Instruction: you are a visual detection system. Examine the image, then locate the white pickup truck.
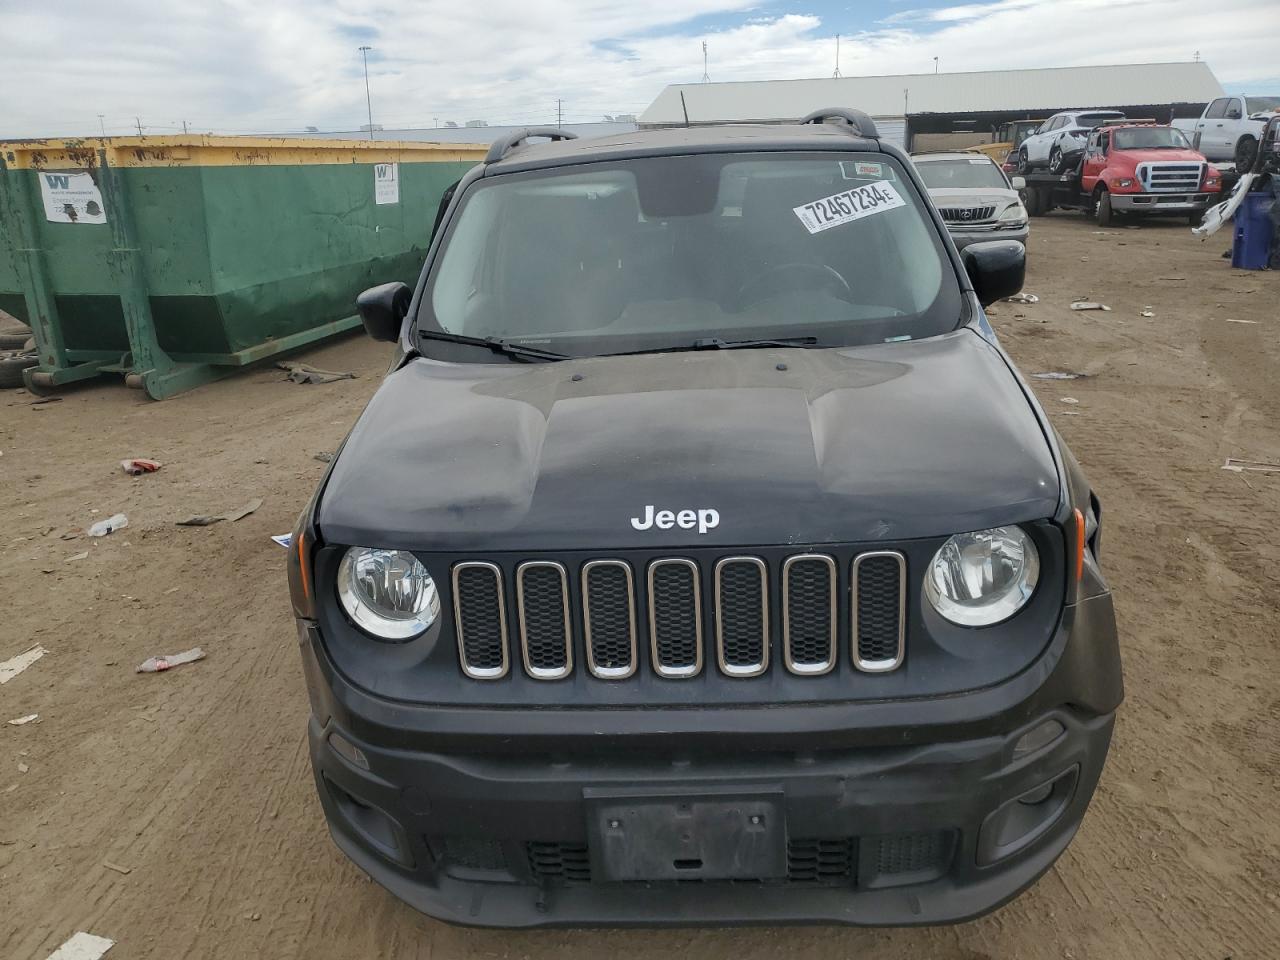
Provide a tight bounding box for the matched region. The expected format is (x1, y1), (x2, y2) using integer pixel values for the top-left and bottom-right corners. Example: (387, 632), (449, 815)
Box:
(1173, 95), (1280, 169)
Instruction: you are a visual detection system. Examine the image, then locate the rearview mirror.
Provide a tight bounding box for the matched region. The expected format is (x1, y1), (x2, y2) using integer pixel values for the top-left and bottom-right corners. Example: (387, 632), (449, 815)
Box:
(963, 241), (1026, 306)
(1011, 176), (1026, 190)
(356, 282), (412, 342)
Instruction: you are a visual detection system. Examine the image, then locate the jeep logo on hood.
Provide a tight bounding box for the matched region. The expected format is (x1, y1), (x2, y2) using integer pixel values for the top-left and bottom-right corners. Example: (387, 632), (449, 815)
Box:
(631, 505), (720, 534)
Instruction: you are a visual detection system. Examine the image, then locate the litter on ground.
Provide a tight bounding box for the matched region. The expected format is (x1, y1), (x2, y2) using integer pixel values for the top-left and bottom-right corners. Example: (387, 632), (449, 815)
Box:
(102, 860), (132, 875)
(44, 931), (116, 960)
(1059, 397), (1080, 404)
(177, 498), (263, 526)
(1032, 372), (1085, 380)
(64, 551), (89, 563)
(0, 644), (47, 685)
(136, 647), (206, 674)
(1225, 318), (1258, 324)
(8, 714), (39, 726)
(1141, 307), (1155, 318)
(277, 361), (356, 385)
(272, 534), (292, 548)
(313, 451), (334, 463)
(1222, 458), (1280, 474)
(87, 514), (128, 537)
(223, 498), (263, 522)
(120, 458), (161, 476)
(1070, 302), (1111, 312)
(1004, 293), (1039, 303)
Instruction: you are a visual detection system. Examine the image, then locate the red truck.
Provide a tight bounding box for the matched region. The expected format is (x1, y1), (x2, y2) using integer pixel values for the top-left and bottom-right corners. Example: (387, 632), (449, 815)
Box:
(1019, 123), (1221, 226)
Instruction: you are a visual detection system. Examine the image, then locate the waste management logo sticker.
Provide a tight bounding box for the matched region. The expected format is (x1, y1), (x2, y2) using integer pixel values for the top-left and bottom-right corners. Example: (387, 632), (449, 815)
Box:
(793, 181), (905, 234)
(39, 172), (107, 225)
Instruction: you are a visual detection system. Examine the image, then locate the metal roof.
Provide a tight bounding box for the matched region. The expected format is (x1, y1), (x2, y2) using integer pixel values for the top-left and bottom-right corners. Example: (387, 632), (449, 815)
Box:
(640, 62), (1224, 125)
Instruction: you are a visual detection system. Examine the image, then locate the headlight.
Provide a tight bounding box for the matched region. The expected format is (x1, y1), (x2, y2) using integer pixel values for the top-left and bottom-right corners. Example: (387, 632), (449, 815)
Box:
(924, 526), (1039, 626)
(337, 547), (440, 640)
(998, 202), (1028, 223)
(1116, 178), (1134, 188)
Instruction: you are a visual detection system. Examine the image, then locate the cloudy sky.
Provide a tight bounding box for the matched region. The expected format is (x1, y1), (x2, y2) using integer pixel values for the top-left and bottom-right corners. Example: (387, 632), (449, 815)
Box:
(2, 0), (1277, 137)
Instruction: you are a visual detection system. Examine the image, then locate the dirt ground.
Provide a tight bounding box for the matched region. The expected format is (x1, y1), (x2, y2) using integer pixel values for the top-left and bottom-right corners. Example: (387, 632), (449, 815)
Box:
(2, 213), (1278, 959)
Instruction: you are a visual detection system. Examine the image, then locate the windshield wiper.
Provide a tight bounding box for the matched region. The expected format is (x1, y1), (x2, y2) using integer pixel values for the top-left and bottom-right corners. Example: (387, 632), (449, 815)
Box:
(610, 336), (819, 357)
(417, 328), (569, 362)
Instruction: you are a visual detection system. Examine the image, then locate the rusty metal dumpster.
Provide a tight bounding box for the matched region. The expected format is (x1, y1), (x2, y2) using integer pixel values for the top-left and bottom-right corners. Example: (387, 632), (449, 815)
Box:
(0, 136), (485, 398)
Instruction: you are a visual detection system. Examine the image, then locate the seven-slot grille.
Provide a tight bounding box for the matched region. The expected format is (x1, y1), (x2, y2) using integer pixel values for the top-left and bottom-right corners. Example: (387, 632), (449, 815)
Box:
(938, 205), (996, 224)
(1136, 161), (1204, 192)
(451, 552), (906, 681)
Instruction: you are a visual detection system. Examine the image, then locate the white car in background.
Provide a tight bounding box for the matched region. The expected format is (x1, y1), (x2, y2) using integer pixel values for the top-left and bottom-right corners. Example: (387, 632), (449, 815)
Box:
(912, 153), (1029, 250)
(1016, 110), (1126, 174)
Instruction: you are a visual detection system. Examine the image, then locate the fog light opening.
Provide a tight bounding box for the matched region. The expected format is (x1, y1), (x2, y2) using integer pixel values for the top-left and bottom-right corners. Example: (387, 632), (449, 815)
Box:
(328, 731), (370, 770)
(1018, 783), (1054, 806)
(1013, 719), (1065, 760)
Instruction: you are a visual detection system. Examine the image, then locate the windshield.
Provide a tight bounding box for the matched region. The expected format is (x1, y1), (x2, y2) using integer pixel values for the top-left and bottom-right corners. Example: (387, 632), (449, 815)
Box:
(1113, 127), (1192, 150)
(1011, 122), (1040, 145)
(1245, 96), (1280, 115)
(420, 152), (962, 360)
(915, 157), (1008, 190)
(1077, 112), (1125, 127)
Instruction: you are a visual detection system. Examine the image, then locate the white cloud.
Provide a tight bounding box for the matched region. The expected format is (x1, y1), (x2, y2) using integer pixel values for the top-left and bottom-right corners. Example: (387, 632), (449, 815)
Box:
(0, 0), (1275, 137)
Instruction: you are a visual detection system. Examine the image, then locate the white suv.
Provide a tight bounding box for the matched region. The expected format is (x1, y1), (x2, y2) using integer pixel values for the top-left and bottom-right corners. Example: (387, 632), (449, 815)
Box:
(1017, 110), (1126, 174)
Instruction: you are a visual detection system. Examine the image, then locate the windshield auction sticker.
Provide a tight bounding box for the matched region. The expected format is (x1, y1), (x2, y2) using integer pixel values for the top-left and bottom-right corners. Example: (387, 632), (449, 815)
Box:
(793, 181), (905, 234)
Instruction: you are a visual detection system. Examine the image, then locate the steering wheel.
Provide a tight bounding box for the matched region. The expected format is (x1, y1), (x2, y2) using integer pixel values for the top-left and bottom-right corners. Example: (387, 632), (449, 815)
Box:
(736, 262), (852, 308)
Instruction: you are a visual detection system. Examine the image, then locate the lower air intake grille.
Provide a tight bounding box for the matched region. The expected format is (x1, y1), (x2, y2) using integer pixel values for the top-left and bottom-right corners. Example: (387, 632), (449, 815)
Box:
(787, 837), (856, 884)
(853, 552), (905, 672)
(873, 830), (952, 880)
(516, 562), (572, 679)
(715, 557), (768, 676)
(582, 561), (637, 679)
(527, 841), (592, 885)
(782, 555), (837, 674)
(649, 559), (702, 677)
(452, 562), (508, 679)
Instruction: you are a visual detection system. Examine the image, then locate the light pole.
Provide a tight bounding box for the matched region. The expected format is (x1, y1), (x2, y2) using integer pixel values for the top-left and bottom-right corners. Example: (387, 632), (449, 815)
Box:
(359, 46), (374, 139)
(98, 114), (106, 137)
(933, 56), (939, 74)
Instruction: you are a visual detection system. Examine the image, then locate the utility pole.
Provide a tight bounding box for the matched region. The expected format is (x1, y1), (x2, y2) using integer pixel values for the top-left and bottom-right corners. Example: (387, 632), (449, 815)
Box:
(933, 56), (939, 74)
(833, 35), (843, 78)
(702, 40), (710, 82)
(433, 116), (438, 128)
(135, 116), (144, 136)
(359, 45), (374, 139)
(182, 119), (189, 134)
(556, 99), (563, 128)
(98, 114), (106, 137)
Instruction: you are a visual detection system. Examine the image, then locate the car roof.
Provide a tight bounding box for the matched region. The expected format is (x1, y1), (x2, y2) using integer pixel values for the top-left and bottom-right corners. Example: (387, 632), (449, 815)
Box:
(483, 123), (884, 174)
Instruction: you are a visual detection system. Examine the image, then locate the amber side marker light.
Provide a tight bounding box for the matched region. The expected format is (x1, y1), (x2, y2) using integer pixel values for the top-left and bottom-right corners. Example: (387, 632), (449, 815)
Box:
(1073, 508), (1085, 582)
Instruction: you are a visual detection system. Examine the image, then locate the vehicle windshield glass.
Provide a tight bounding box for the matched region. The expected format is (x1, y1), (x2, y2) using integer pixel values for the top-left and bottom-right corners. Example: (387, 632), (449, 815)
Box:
(1011, 122), (1040, 145)
(914, 158), (1008, 190)
(419, 152), (962, 359)
(1112, 127), (1191, 150)
(1245, 96), (1280, 115)
(1077, 113), (1124, 127)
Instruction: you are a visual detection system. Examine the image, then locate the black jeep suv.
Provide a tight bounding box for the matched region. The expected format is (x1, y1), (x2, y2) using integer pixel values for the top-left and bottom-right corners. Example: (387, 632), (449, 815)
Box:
(287, 110), (1122, 928)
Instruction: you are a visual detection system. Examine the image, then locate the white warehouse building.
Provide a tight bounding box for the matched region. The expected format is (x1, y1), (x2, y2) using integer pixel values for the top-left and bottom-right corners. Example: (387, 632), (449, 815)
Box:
(639, 62), (1225, 151)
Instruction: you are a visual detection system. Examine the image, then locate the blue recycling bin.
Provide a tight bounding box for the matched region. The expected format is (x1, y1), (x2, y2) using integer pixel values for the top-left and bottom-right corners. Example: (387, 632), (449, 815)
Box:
(1231, 191), (1273, 270)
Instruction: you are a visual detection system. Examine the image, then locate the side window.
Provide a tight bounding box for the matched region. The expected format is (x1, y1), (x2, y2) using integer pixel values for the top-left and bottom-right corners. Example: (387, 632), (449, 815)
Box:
(1225, 98), (1243, 119)
(1054, 116), (1070, 131)
(1204, 98), (1228, 120)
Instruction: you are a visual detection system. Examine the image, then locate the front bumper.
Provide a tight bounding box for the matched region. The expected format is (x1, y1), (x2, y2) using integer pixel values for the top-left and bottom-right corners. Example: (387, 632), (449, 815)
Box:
(1110, 192), (1216, 213)
(298, 593), (1120, 928)
(948, 223), (1029, 250)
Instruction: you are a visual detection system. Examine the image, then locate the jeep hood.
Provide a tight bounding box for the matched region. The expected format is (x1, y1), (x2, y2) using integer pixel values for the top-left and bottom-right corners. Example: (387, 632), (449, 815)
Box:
(318, 330), (1059, 551)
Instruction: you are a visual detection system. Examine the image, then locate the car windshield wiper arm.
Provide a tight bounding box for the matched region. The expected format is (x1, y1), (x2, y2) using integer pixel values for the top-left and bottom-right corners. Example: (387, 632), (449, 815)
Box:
(417, 328), (569, 362)
(610, 336), (819, 357)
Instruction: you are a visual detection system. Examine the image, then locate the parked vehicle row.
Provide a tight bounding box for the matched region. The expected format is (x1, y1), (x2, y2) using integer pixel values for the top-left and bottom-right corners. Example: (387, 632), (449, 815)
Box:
(1173, 95), (1280, 169)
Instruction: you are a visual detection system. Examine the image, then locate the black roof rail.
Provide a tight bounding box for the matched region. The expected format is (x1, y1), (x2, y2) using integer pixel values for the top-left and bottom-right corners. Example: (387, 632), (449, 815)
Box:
(485, 127), (579, 164)
(799, 108), (879, 139)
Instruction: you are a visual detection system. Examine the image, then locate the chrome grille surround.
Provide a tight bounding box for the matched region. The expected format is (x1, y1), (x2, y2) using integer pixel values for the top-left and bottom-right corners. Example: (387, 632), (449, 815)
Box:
(452, 561), (510, 680)
(580, 559), (638, 680)
(713, 556), (770, 677)
(781, 553), (838, 675)
(515, 560), (573, 680)
(851, 551), (906, 673)
(1136, 161), (1203, 192)
(647, 558), (703, 678)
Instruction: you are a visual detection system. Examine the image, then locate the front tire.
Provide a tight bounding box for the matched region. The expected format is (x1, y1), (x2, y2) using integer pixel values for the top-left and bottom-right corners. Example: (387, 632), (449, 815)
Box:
(1234, 136), (1258, 171)
(1096, 188), (1113, 227)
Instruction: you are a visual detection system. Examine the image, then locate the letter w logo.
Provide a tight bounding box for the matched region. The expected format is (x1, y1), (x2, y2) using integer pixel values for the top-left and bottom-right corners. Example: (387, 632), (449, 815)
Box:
(45, 175), (71, 189)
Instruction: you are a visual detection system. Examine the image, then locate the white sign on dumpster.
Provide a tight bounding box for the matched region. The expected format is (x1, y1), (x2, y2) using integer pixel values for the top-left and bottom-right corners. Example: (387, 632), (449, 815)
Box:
(374, 163), (400, 205)
(39, 171), (108, 225)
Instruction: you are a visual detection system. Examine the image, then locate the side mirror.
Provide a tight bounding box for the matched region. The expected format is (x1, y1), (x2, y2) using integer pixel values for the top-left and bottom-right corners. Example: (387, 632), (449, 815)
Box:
(1011, 176), (1027, 190)
(356, 281), (411, 342)
(963, 240), (1026, 307)
(1226, 108), (1242, 120)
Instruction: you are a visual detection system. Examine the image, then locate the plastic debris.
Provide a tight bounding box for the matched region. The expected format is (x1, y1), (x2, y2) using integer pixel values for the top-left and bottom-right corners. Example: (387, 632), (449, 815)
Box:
(1225, 318), (1257, 324)
(1004, 292), (1039, 303)
(313, 451), (334, 463)
(1032, 372), (1084, 380)
(1222, 458), (1280, 474)
(1, 645), (46, 685)
(87, 514), (128, 537)
(64, 551), (89, 563)
(272, 534), (292, 548)
(120, 458), (161, 476)
(277, 361), (356, 385)
(1070, 302), (1111, 312)
(102, 860), (132, 875)
(44, 931), (116, 960)
(18, 762), (29, 773)
(1141, 307), (1154, 318)
(177, 497), (263, 526)
(1059, 397), (1080, 404)
(136, 647), (206, 674)
(8, 714), (39, 726)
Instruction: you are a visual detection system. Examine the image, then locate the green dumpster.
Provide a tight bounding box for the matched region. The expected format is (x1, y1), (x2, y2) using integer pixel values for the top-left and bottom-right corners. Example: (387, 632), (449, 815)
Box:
(0, 136), (485, 398)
